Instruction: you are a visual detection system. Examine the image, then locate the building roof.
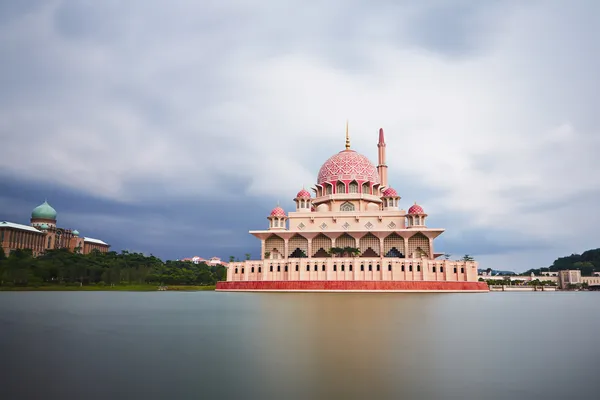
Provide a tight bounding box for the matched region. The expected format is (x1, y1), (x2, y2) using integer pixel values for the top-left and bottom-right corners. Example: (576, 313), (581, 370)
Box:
(84, 237), (109, 245)
(317, 150), (380, 185)
(31, 200), (57, 220)
(0, 221), (43, 233)
(382, 187), (398, 197)
(270, 206), (286, 217)
(408, 203), (425, 214)
(296, 188), (311, 199)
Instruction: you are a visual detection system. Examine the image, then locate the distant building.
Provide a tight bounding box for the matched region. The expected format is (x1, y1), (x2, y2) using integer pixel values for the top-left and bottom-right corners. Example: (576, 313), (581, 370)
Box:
(558, 270), (582, 289)
(541, 271), (558, 277)
(179, 256), (227, 266)
(0, 200), (110, 256)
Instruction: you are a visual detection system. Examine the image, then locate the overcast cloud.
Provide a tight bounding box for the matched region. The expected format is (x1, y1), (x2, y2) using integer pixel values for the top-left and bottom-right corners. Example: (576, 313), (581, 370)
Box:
(1, 0), (599, 271)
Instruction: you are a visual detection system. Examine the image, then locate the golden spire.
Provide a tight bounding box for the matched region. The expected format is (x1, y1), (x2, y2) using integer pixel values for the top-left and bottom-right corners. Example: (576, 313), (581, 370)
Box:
(345, 120), (350, 150)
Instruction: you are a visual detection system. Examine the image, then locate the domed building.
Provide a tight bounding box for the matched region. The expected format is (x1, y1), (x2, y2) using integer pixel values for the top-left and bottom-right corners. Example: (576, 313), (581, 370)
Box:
(217, 126), (487, 292)
(1, 200), (110, 257)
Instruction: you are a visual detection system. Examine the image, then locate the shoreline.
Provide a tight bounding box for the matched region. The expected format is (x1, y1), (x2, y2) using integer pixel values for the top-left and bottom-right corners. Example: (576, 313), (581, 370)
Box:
(0, 285), (216, 292)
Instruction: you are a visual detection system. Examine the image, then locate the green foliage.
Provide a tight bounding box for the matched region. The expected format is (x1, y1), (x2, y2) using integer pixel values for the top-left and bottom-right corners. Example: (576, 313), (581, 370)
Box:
(0, 247), (6, 261)
(462, 254), (475, 262)
(523, 248), (600, 276)
(327, 247), (361, 257)
(0, 248), (225, 287)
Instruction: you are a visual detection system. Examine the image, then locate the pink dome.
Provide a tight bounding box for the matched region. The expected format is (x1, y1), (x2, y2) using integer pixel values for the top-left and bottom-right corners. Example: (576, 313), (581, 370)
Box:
(296, 189), (311, 199)
(382, 187), (398, 197)
(270, 206), (286, 217)
(408, 203), (424, 214)
(317, 150), (380, 185)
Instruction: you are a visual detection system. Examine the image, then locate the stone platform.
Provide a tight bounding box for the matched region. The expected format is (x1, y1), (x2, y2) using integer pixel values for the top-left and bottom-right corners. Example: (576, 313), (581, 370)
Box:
(216, 280), (489, 292)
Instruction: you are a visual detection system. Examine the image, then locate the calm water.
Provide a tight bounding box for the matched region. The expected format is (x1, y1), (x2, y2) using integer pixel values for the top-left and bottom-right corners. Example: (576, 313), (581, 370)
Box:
(1, 291), (598, 400)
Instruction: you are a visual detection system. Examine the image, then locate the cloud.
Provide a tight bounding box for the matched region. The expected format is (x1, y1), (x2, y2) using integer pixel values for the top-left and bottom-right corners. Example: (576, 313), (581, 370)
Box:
(1, 0), (599, 270)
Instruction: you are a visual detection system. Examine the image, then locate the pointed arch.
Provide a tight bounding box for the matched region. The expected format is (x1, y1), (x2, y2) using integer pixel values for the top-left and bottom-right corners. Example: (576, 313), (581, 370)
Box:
(325, 183), (333, 195)
(359, 233), (380, 257)
(288, 234), (308, 258)
(407, 232), (430, 258)
(336, 181), (346, 193)
(361, 182), (370, 194)
(312, 233), (332, 257)
(265, 235), (285, 259)
(349, 180), (359, 193)
(384, 233), (405, 258)
(336, 233), (356, 249)
(340, 201), (355, 212)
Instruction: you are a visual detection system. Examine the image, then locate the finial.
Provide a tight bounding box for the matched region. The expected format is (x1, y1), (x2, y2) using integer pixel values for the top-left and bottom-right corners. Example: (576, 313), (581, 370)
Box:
(345, 120), (350, 150)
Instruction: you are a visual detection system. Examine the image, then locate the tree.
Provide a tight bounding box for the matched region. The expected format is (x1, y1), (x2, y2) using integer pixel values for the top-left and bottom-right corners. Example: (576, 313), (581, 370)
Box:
(229, 255), (235, 263)
(245, 253), (251, 260)
(462, 254), (475, 262)
(264, 251), (271, 259)
(0, 247), (6, 261)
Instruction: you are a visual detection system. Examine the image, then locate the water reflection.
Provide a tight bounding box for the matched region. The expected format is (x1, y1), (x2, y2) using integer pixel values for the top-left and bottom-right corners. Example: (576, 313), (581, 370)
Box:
(1, 292), (599, 400)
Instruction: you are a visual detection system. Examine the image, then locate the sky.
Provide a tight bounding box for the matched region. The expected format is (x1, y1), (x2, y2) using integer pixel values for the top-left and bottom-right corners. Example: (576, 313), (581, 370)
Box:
(1, 0), (599, 271)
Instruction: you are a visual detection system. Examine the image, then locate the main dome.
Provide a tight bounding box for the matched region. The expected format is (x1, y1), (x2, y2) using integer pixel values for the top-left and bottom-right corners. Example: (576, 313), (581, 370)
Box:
(31, 200), (57, 220)
(317, 150), (380, 185)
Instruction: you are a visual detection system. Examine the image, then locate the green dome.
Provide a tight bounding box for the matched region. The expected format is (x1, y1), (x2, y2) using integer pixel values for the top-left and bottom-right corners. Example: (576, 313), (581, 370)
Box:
(40, 223), (49, 230)
(31, 200), (57, 220)
(72, 229), (79, 236)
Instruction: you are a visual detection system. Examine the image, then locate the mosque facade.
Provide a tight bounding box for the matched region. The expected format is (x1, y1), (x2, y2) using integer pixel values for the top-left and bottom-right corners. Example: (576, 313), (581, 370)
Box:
(216, 127), (488, 292)
(0, 201), (110, 257)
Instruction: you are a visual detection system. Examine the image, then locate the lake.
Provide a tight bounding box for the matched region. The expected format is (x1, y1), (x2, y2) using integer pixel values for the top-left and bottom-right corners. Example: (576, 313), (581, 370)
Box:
(1, 291), (598, 399)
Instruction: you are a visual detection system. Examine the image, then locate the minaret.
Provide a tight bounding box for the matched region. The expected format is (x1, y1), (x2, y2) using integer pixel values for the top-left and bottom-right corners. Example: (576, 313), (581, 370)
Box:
(377, 128), (388, 187)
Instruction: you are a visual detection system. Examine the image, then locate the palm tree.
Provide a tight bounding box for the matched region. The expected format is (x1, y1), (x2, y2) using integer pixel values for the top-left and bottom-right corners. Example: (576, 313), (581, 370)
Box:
(462, 254), (475, 262)
(229, 255), (235, 263)
(245, 253), (251, 260)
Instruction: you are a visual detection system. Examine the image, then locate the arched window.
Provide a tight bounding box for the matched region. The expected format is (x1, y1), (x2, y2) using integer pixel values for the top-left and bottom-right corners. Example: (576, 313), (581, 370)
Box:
(376, 265), (380, 271)
(417, 265), (420, 272)
(333, 264), (337, 271)
(349, 181), (359, 193)
(326, 185), (333, 195)
(322, 264), (326, 271)
(349, 265), (353, 271)
(258, 267), (262, 273)
(368, 264), (372, 271)
(306, 265), (310, 271)
(401, 265), (405, 272)
(362, 182), (370, 194)
(235, 268), (238, 274)
(388, 264), (392, 271)
(251, 267), (255, 273)
(361, 265), (364, 271)
(340, 201), (355, 212)
(270, 266), (273, 272)
(409, 265), (413, 272)
(314, 265), (318, 271)
(336, 182), (345, 193)
(241, 268), (244, 274)
(341, 265), (345, 271)
(295, 264), (299, 271)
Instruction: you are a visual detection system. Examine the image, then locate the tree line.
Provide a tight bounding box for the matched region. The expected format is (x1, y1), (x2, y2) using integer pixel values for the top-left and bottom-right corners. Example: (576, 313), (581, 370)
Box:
(523, 248), (600, 276)
(0, 248), (226, 287)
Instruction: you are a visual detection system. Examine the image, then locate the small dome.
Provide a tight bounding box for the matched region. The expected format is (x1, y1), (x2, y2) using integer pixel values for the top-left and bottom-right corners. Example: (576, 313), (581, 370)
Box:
(408, 203), (424, 214)
(40, 223), (49, 230)
(382, 187), (398, 197)
(296, 189), (311, 199)
(270, 206), (286, 217)
(72, 230), (80, 236)
(32, 200), (57, 220)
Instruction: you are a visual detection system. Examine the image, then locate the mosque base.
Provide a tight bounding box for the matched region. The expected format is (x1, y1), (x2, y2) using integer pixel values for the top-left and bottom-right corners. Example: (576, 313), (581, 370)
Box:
(215, 280), (489, 292)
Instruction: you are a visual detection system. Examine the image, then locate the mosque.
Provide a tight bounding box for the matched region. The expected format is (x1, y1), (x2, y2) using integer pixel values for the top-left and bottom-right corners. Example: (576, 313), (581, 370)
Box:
(0, 200), (110, 257)
(216, 126), (488, 292)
